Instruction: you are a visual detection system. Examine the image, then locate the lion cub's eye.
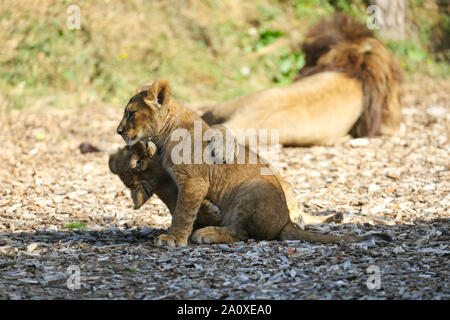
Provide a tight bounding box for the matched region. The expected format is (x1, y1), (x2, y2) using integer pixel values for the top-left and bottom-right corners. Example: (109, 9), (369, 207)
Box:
(127, 110), (136, 120)
(136, 159), (143, 169)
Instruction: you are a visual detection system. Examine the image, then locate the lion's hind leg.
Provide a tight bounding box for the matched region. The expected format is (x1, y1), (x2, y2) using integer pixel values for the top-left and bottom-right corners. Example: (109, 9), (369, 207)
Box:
(320, 134), (352, 146)
(191, 226), (242, 244)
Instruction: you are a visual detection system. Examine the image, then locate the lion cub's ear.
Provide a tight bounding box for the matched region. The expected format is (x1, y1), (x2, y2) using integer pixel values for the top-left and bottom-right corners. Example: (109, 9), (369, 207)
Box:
(131, 141), (147, 158)
(143, 79), (172, 109)
(145, 140), (157, 157)
(136, 81), (153, 94)
(131, 140), (157, 158)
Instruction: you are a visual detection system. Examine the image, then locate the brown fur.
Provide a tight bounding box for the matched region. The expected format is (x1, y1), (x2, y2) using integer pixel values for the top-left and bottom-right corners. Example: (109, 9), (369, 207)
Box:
(115, 79), (390, 246)
(109, 143), (343, 230)
(299, 14), (403, 137)
(109, 143), (222, 229)
(201, 14), (403, 146)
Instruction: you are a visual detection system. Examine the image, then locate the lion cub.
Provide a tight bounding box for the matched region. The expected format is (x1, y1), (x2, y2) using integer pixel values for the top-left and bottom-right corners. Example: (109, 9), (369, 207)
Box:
(109, 141), (222, 230)
(116, 79), (389, 247)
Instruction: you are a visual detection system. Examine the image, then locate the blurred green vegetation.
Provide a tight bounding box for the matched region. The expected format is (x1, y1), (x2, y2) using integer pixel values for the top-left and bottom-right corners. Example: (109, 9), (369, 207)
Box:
(0, 0), (448, 110)
(65, 221), (87, 230)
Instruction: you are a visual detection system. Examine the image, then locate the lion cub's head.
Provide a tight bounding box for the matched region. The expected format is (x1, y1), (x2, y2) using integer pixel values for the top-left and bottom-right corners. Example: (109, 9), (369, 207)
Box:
(109, 140), (164, 209)
(116, 79), (172, 146)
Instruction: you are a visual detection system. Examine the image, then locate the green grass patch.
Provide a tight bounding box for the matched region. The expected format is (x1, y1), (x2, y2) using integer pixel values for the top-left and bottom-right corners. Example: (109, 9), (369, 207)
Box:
(65, 222), (87, 230)
(387, 40), (450, 77)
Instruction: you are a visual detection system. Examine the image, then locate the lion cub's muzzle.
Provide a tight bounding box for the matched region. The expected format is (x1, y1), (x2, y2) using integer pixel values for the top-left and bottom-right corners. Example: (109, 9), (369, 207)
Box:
(118, 130), (139, 146)
(116, 122), (137, 146)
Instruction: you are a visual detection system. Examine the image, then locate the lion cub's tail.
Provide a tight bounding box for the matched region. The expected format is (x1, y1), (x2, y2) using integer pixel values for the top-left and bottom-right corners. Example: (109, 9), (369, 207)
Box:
(280, 178), (343, 228)
(279, 222), (391, 244)
(298, 14), (403, 137)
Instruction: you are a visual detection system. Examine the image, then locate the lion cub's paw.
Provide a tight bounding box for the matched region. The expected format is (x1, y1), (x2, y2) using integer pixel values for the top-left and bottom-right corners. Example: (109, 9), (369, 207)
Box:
(191, 227), (239, 244)
(154, 234), (187, 247)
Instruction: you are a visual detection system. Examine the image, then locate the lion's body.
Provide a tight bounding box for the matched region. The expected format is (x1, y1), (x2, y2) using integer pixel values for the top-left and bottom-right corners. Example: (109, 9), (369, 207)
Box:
(202, 15), (403, 146)
(203, 72), (363, 146)
(115, 79), (390, 247)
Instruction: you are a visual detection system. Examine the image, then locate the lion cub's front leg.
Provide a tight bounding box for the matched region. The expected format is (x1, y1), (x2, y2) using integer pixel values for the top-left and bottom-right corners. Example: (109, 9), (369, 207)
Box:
(155, 176), (209, 247)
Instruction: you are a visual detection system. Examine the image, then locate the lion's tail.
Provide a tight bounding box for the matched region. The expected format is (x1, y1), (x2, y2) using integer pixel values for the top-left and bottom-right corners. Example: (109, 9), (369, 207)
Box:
(279, 222), (391, 244)
(280, 178), (344, 228)
(298, 14), (403, 137)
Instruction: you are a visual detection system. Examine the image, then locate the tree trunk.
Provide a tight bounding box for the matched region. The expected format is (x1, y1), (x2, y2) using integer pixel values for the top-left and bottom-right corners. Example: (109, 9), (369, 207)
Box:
(368, 0), (407, 40)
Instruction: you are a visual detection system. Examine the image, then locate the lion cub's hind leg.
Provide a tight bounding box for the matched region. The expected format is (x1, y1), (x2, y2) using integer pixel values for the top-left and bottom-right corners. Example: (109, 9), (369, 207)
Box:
(194, 199), (222, 229)
(191, 226), (242, 244)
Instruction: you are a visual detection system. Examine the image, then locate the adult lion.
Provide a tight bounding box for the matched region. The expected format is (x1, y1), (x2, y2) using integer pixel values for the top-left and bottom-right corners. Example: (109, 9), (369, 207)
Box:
(201, 15), (403, 146)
